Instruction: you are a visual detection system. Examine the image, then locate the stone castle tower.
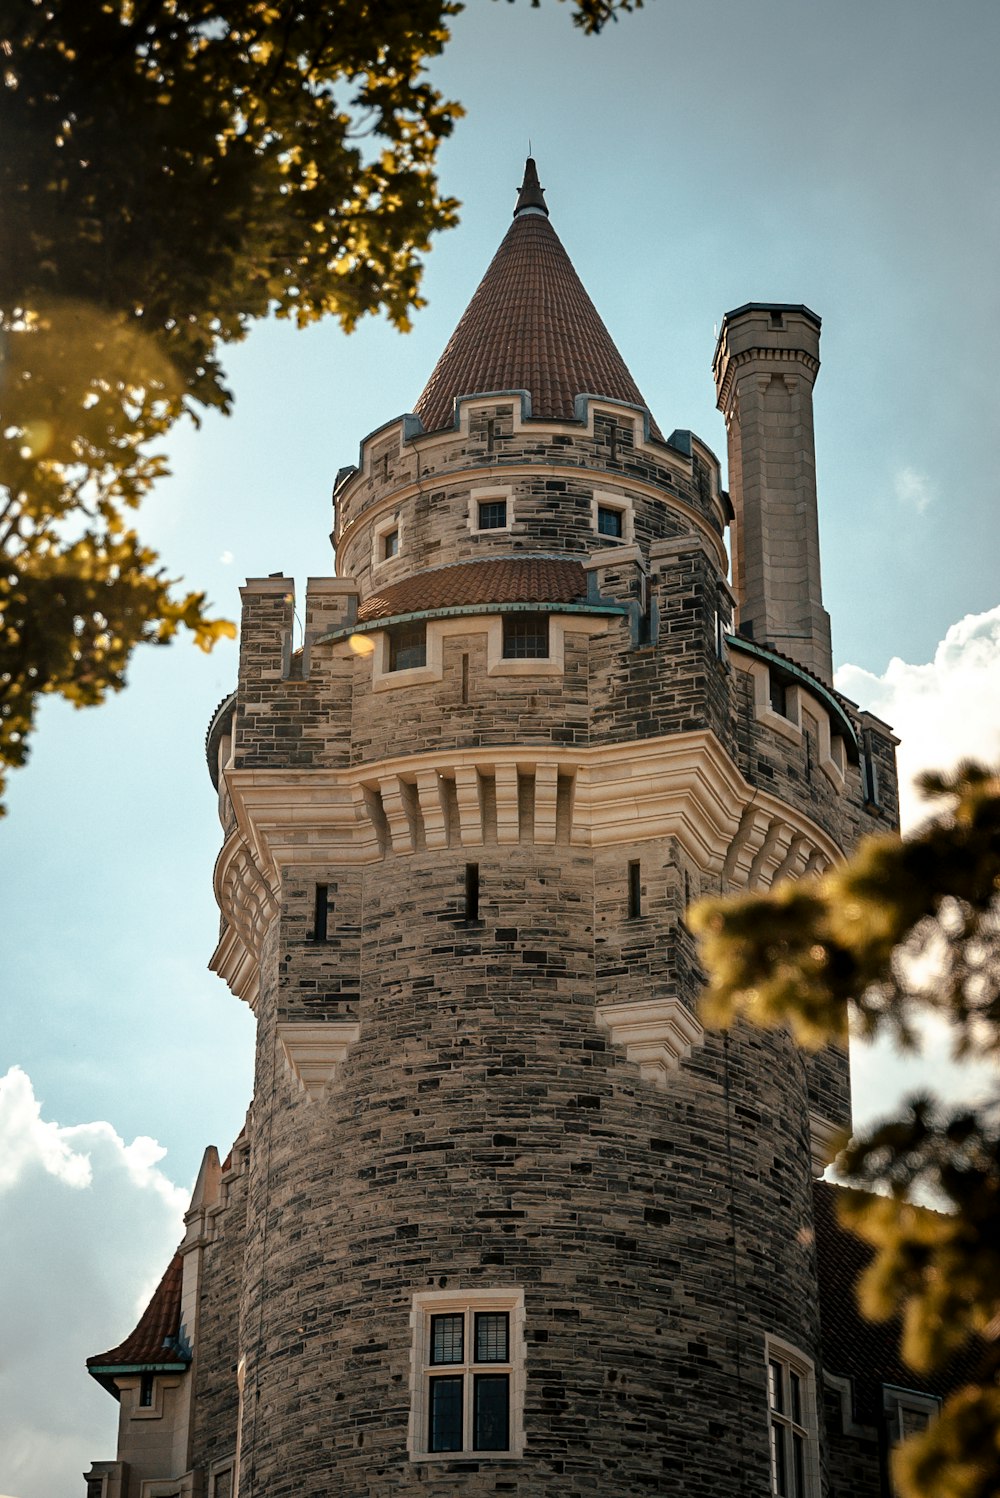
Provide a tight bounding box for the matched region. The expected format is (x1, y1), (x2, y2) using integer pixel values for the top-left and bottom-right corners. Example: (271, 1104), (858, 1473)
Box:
(86, 161), (906, 1498)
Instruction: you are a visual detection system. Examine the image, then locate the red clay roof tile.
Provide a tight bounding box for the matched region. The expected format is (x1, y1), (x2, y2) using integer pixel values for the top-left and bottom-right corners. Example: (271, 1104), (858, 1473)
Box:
(357, 557), (588, 623)
(414, 208), (661, 440)
(87, 1250), (188, 1391)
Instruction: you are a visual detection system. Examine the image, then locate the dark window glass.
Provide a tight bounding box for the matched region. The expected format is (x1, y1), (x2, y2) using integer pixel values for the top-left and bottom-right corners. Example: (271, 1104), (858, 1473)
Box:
(478, 499), (507, 529)
(139, 1372), (154, 1408)
(502, 615), (549, 660)
(771, 1421), (787, 1495)
(86, 1481), (104, 1498)
(769, 1359), (783, 1412)
(383, 530), (399, 559)
(430, 1314), (464, 1365)
(597, 505), (624, 538)
(475, 1312), (509, 1363)
(792, 1431), (805, 1497)
(769, 674), (787, 717)
(389, 622), (426, 671)
(313, 883), (328, 942)
(429, 1375), (464, 1452)
(473, 1374), (509, 1451)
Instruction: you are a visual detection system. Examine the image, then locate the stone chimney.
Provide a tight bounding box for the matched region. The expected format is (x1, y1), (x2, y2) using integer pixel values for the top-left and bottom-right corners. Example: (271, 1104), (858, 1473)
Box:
(713, 303), (833, 683)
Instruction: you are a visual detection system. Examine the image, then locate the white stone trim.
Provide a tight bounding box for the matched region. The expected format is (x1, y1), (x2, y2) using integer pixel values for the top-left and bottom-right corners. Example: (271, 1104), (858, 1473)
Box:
(408, 1287), (525, 1462)
(369, 612), (611, 692)
(765, 1336), (821, 1498)
(747, 659), (803, 742)
(595, 997), (704, 1087)
(371, 511), (404, 570)
(468, 485), (514, 534)
(591, 489), (635, 545)
(808, 1111), (844, 1178)
(277, 1021), (361, 1101)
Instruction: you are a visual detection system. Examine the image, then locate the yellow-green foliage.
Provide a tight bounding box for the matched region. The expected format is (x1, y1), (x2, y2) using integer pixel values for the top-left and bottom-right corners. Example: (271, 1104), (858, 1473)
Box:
(691, 765), (1000, 1498)
(0, 0), (636, 807)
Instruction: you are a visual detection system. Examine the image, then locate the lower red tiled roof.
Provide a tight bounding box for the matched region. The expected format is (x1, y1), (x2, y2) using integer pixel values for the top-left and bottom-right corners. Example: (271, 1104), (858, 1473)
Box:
(356, 557), (588, 623)
(87, 1249), (188, 1394)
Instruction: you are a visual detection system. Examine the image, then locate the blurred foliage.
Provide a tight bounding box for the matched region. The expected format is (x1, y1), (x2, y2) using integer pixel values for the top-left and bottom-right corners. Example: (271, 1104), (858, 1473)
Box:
(0, 0), (636, 809)
(691, 763), (1000, 1498)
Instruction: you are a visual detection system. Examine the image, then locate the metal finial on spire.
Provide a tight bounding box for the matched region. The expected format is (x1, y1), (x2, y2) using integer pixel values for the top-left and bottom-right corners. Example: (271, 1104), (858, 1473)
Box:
(514, 156), (548, 218)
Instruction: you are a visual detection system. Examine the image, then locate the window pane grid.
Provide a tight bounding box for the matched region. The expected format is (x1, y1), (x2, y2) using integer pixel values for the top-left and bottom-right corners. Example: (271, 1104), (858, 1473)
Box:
(597, 505), (624, 537)
(429, 1375), (464, 1452)
(478, 500), (507, 529)
(430, 1314), (464, 1365)
(475, 1312), (509, 1363)
(502, 615), (549, 659)
(768, 1351), (813, 1498)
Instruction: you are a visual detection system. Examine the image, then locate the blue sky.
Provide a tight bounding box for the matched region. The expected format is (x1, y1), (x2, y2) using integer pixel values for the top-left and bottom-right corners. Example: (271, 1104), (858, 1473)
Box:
(2, 2), (999, 1492)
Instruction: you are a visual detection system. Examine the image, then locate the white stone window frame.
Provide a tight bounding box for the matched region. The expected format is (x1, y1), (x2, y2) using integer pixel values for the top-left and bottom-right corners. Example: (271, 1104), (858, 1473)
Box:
(883, 1384), (940, 1446)
(408, 1287), (525, 1463)
(591, 489), (635, 545)
(369, 613), (611, 692)
(372, 511), (405, 570)
(468, 485), (514, 535)
(207, 1457), (235, 1498)
(793, 690), (847, 792)
(120, 1371), (180, 1422)
(765, 1336), (821, 1498)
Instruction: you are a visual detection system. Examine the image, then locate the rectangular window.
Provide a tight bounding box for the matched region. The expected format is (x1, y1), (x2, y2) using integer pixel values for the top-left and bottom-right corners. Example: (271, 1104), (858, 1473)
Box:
(478, 499), (507, 530)
(411, 1291), (523, 1461)
(769, 673), (787, 718)
(502, 614), (549, 659)
(383, 529), (399, 560)
(597, 504), (624, 538)
(139, 1372), (155, 1408)
(766, 1342), (818, 1498)
(389, 622), (427, 671)
(861, 730), (881, 807)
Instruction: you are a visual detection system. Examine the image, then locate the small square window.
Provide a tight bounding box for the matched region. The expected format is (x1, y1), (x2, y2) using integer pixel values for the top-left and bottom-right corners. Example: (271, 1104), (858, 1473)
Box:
(389, 622), (427, 671)
(597, 505), (624, 539)
(383, 529), (399, 560)
(502, 615), (549, 660)
(478, 499), (507, 530)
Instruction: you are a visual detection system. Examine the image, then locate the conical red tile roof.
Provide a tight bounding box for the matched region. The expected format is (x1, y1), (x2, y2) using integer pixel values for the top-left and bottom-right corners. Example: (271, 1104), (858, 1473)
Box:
(414, 165), (660, 439)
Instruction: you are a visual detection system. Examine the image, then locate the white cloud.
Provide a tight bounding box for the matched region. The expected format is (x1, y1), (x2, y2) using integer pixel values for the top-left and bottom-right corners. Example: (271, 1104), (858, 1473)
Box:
(836, 604), (1000, 831)
(0, 1068), (188, 1498)
(836, 607), (1000, 1130)
(893, 464), (934, 513)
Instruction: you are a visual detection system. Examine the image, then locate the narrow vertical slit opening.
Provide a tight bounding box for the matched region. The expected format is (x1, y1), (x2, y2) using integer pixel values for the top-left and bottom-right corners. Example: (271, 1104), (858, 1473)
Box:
(461, 652), (470, 705)
(313, 883), (329, 942)
(627, 861), (642, 920)
(465, 863), (480, 923)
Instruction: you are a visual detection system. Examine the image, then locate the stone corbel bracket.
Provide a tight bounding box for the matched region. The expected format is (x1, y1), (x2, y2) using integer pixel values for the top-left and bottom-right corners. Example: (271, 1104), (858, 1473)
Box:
(808, 1110), (844, 1178)
(595, 997), (704, 1088)
(277, 1021), (361, 1103)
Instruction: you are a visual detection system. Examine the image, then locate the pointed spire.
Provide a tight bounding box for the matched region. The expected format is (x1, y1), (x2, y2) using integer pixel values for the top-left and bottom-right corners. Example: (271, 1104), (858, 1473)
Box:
(514, 156), (548, 218)
(413, 163), (661, 438)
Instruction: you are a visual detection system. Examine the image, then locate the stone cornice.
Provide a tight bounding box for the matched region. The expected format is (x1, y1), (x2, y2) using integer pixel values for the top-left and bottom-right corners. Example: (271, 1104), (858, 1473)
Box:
(715, 345), (821, 413)
(212, 732), (848, 1002)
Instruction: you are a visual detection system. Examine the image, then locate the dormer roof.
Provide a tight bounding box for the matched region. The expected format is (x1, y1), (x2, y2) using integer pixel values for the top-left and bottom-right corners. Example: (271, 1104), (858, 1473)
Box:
(87, 1249), (190, 1397)
(413, 159), (661, 439)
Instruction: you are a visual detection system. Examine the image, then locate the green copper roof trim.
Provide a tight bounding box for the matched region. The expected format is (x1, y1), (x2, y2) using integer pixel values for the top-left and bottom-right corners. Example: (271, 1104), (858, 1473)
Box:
(726, 634), (858, 753)
(88, 1361), (190, 1376)
(318, 599), (627, 646)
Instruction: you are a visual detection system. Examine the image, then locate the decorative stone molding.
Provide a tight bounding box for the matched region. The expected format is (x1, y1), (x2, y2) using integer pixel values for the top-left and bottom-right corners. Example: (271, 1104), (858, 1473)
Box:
(595, 997), (705, 1088)
(809, 1111), (844, 1178)
(367, 610), (612, 692)
(277, 1021), (361, 1102)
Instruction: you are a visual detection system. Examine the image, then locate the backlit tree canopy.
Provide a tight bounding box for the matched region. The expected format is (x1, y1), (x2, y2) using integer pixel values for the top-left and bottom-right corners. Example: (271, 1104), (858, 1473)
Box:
(0, 0), (638, 808)
(691, 763), (1000, 1498)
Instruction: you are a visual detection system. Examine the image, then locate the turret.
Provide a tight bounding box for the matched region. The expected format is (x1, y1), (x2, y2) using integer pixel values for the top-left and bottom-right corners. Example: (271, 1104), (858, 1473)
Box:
(713, 303), (833, 683)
